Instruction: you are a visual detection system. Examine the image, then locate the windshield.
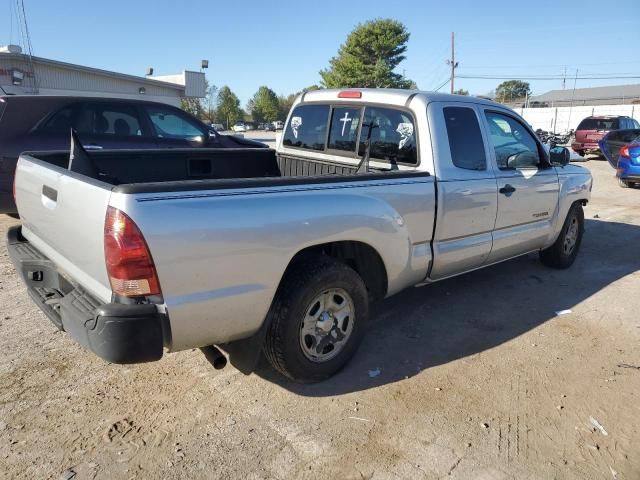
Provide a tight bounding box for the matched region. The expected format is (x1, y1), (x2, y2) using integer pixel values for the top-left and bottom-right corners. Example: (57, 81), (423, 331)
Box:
(577, 118), (619, 131)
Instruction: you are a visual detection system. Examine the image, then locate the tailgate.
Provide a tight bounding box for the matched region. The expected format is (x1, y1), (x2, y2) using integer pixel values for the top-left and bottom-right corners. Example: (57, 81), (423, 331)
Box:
(14, 155), (113, 303)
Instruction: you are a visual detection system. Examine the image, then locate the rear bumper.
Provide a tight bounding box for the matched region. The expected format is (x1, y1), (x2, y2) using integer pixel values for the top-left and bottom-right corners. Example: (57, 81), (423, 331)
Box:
(617, 159), (640, 180)
(571, 142), (600, 152)
(6, 225), (166, 363)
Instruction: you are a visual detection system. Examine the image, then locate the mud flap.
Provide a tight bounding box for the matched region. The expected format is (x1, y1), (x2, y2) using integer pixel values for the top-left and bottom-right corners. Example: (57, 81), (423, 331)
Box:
(220, 319), (272, 375)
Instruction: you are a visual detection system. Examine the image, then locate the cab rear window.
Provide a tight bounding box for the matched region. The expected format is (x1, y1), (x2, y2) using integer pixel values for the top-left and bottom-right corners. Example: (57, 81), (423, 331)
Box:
(328, 107), (362, 152)
(283, 105), (329, 151)
(359, 106), (417, 165)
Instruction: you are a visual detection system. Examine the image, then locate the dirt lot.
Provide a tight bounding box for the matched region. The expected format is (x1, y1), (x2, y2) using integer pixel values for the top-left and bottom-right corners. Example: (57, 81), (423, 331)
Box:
(0, 160), (638, 480)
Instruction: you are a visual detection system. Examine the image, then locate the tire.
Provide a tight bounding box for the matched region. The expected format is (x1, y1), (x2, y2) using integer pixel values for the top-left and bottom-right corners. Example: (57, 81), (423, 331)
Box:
(540, 203), (584, 269)
(619, 178), (630, 188)
(264, 256), (368, 383)
(576, 150), (585, 158)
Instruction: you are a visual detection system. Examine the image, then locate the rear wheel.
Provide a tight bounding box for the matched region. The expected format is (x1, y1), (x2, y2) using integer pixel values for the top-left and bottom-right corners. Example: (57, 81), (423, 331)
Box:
(264, 257), (368, 383)
(619, 178), (630, 188)
(540, 203), (584, 269)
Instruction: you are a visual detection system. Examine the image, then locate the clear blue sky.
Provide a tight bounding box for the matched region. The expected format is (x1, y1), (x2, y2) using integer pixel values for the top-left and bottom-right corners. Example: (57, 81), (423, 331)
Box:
(3, 0), (638, 105)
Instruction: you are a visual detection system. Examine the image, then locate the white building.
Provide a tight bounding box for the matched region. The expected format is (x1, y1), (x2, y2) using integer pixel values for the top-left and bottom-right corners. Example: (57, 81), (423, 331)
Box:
(0, 44), (206, 106)
(529, 83), (640, 107)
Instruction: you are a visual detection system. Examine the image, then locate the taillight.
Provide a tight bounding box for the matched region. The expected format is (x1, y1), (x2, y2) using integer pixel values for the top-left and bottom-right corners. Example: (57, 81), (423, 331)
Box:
(104, 206), (161, 297)
(620, 146), (630, 159)
(620, 144), (640, 160)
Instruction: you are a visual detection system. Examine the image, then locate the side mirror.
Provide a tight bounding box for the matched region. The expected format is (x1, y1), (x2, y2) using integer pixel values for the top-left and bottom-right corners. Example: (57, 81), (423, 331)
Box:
(549, 146), (570, 166)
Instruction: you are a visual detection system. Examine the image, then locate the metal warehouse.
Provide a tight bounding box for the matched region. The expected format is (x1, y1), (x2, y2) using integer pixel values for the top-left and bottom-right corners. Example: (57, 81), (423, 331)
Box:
(0, 44), (205, 106)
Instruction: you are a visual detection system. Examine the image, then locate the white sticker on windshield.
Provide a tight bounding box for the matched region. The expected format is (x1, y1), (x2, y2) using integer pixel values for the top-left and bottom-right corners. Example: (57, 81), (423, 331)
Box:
(290, 116), (302, 139)
(396, 123), (414, 149)
(339, 112), (352, 136)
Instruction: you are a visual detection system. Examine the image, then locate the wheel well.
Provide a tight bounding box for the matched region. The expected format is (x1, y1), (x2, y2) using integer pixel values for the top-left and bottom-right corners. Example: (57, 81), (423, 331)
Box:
(287, 241), (388, 301)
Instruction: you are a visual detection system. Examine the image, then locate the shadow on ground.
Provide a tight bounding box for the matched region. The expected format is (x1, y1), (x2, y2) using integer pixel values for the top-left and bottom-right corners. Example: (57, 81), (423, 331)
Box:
(254, 218), (640, 396)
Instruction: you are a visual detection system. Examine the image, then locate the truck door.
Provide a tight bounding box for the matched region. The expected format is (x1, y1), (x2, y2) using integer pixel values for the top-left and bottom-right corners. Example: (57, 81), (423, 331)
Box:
(428, 103), (498, 280)
(481, 109), (559, 263)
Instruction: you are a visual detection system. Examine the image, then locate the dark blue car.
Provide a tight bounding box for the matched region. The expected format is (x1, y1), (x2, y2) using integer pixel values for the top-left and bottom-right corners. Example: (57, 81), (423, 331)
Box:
(599, 129), (640, 188)
(0, 95), (267, 215)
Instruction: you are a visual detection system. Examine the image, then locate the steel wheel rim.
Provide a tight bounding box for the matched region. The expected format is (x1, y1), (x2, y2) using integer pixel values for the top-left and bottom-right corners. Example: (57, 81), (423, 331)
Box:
(300, 288), (355, 362)
(564, 216), (579, 254)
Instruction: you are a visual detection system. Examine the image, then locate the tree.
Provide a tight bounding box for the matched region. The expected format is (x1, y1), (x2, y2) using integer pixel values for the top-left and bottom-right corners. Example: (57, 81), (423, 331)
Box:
(277, 94), (296, 121)
(276, 85), (323, 120)
(453, 88), (469, 96)
(180, 97), (205, 119)
(319, 19), (414, 89)
(215, 86), (242, 129)
(180, 80), (217, 121)
(247, 86), (280, 123)
(495, 80), (530, 103)
(202, 83), (219, 123)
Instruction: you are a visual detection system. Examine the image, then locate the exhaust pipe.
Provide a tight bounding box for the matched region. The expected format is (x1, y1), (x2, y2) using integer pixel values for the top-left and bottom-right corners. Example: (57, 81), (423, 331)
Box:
(200, 345), (227, 370)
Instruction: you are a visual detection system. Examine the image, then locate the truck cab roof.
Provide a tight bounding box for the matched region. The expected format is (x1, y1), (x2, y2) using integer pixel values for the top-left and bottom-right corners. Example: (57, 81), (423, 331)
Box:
(296, 88), (504, 109)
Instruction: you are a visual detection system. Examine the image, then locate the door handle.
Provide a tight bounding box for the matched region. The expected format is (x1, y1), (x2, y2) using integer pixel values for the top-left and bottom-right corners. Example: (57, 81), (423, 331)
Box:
(42, 185), (58, 202)
(499, 184), (516, 196)
(85, 144), (103, 150)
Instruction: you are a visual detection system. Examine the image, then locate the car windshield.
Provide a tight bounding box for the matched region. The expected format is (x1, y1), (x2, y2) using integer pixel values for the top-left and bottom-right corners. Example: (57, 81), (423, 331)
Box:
(577, 118), (619, 131)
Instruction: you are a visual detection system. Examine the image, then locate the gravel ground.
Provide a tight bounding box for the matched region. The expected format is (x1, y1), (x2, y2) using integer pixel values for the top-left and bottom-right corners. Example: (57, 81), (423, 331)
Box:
(0, 160), (639, 480)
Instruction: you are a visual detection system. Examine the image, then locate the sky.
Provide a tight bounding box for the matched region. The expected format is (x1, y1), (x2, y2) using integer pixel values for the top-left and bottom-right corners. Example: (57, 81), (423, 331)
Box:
(3, 0), (639, 106)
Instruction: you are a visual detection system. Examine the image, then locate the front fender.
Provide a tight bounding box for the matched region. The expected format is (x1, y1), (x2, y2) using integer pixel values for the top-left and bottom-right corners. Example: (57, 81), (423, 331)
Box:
(547, 166), (592, 246)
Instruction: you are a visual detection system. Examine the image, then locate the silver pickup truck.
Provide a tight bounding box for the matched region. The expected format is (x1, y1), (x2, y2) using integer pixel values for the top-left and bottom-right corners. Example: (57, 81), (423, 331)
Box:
(8, 89), (592, 382)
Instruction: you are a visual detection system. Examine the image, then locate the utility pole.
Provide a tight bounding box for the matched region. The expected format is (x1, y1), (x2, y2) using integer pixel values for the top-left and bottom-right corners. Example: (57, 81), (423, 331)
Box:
(567, 69), (579, 131)
(562, 66), (567, 89)
(446, 32), (459, 94)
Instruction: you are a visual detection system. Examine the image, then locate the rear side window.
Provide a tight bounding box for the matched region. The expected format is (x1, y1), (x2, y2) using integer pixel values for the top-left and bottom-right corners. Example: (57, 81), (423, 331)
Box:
(443, 107), (486, 170)
(577, 118), (619, 131)
(359, 107), (417, 164)
(41, 106), (75, 133)
(89, 104), (143, 137)
(283, 104), (329, 151)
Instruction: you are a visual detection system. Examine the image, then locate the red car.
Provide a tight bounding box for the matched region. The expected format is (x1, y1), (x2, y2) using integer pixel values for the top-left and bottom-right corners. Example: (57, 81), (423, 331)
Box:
(571, 115), (640, 156)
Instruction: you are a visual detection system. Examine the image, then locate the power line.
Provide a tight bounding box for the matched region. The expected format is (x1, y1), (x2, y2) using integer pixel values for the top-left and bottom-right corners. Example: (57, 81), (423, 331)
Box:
(460, 62), (640, 69)
(457, 74), (640, 80)
(434, 78), (450, 92)
(458, 71), (640, 77)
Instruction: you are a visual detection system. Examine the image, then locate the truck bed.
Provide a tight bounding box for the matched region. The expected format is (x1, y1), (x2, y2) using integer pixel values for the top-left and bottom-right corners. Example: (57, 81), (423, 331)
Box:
(14, 146), (435, 355)
(28, 148), (365, 184)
